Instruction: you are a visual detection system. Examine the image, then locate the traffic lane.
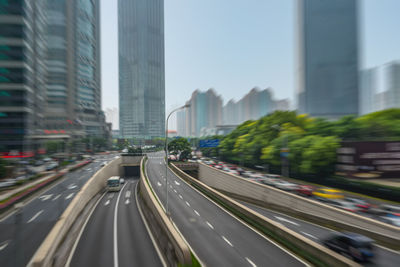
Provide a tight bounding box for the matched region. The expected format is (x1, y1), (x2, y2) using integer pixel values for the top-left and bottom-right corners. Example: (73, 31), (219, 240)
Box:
(0, 160), (104, 266)
(240, 201), (400, 267)
(117, 179), (163, 267)
(147, 157), (306, 267)
(71, 191), (119, 267)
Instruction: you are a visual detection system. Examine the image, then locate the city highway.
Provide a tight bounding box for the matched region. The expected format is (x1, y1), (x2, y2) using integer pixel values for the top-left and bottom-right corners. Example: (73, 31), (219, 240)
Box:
(146, 152), (308, 267)
(69, 178), (163, 267)
(240, 201), (400, 267)
(0, 154), (115, 267)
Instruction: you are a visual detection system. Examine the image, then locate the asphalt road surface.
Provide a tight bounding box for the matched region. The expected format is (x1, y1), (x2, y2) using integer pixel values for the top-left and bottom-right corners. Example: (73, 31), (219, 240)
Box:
(70, 178), (163, 267)
(0, 154), (116, 267)
(146, 151), (308, 267)
(240, 201), (400, 267)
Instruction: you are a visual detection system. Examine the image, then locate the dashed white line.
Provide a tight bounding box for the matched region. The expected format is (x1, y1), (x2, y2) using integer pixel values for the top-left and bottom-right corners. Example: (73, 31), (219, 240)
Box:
(67, 184), (77, 190)
(174, 180), (180, 185)
(125, 199), (130, 205)
(52, 194), (61, 201)
(301, 231), (318, 240)
(27, 210), (43, 223)
(39, 194), (53, 201)
(125, 190), (131, 198)
(173, 189), (177, 193)
(194, 210), (200, 216)
(169, 185), (172, 189)
(65, 193), (74, 200)
(222, 236), (233, 247)
(274, 216), (299, 226)
(245, 257), (257, 267)
(0, 240), (9, 251)
(157, 182), (162, 187)
(185, 201), (191, 207)
(104, 200), (110, 206)
(179, 194), (183, 199)
(206, 221), (214, 229)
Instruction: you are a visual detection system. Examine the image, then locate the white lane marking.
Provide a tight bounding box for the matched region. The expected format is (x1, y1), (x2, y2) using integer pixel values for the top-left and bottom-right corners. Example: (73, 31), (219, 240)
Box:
(185, 201), (191, 207)
(108, 193), (115, 199)
(274, 216), (299, 226)
(206, 221), (214, 229)
(52, 194), (61, 201)
(65, 193), (74, 200)
(179, 194), (183, 199)
(173, 189), (177, 193)
(246, 257), (257, 267)
(67, 184), (77, 190)
(125, 199), (130, 205)
(125, 190), (131, 198)
(222, 236), (233, 247)
(114, 183), (127, 267)
(39, 194), (53, 201)
(27, 210), (43, 223)
(169, 185), (172, 189)
(174, 180), (180, 185)
(301, 231), (318, 240)
(160, 162), (162, 165)
(0, 240), (9, 251)
(104, 200), (110, 206)
(194, 210), (200, 216)
(157, 182), (162, 187)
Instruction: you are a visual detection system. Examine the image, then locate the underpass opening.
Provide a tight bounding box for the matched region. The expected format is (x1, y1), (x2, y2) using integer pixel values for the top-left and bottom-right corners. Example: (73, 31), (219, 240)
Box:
(122, 165), (140, 177)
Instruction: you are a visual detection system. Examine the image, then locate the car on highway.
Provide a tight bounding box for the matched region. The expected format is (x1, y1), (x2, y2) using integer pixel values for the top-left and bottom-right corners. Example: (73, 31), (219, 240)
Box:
(380, 215), (400, 227)
(0, 179), (17, 188)
(329, 200), (360, 213)
(295, 185), (314, 197)
(261, 178), (281, 187)
(274, 180), (298, 191)
(100, 162), (106, 167)
(345, 198), (371, 212)
(323, 232), (375, 262)
(241, 171), (254, 178)
(45, 161), (59, 171)
(120, 178), (125, 184)
(312, 188), (344, 201)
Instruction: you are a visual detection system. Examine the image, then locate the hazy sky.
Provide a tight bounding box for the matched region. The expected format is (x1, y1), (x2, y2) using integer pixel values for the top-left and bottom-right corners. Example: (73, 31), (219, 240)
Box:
(100, 0), (400, 129)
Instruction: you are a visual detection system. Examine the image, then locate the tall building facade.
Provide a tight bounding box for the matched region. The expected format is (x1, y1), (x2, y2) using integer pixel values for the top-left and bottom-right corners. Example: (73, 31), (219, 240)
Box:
(297, 0), (359, 119)
(359, 68), (377, 115)
(118, 0), (165, 139)
(44, 0), (103, 140)
(0, 0), (47, 156)
(385, 61), (400, 109)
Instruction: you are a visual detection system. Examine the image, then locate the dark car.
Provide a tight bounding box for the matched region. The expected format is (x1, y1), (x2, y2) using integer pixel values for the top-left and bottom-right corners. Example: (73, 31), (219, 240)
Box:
(323, 232), (374, 262)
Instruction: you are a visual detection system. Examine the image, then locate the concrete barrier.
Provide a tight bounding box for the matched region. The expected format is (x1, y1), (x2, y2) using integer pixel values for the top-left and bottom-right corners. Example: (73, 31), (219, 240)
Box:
(139, 157), (192, 266)
(197, 162), (400, 249)
(29, 157), (122, 267)
(171, 163), (362, 267)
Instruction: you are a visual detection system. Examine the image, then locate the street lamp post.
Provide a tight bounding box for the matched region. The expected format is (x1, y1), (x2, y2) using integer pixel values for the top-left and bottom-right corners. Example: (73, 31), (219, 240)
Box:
(165, 104), (190, 215)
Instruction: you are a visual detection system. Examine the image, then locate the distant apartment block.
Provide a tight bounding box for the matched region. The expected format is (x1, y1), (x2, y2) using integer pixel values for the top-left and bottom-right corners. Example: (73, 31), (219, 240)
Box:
(385, 61), (400, 109)
(177, 87), (290, 137)
(105, 107), (119, 130)
(297, 0), (359, 119)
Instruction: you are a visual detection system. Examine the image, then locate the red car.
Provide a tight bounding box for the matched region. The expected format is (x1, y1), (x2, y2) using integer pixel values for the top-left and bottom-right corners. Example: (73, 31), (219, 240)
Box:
(296, 185), (314, 197)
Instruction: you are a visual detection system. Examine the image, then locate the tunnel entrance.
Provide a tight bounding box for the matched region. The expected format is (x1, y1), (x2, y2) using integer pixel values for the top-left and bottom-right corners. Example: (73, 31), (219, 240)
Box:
(122, 165), (140, 177)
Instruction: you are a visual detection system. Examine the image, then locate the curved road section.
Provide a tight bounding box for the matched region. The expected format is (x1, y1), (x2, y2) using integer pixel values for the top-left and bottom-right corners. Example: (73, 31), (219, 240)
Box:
(146, 152), (309, 267)
(69, 178), (163, 267)
(0, 155), (115, 267)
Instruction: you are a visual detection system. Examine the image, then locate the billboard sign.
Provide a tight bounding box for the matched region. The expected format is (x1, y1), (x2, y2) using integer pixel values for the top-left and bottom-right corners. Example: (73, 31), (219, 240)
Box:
(199, 139), (220, 148)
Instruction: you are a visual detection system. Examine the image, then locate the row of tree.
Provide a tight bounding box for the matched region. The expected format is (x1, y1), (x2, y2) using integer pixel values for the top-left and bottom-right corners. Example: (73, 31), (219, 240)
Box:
(215, 109), (400, 177)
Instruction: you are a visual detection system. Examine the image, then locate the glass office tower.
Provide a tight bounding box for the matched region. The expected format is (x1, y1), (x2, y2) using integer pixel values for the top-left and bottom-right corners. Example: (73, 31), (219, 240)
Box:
(0, 0), (47, 156)
(118, 0), (165, 139)
(297, 0), (359, 119)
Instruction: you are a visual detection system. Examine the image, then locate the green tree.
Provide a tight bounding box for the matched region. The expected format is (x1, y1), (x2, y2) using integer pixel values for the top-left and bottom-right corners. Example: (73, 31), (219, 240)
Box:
(168, 138), (191, 160)
(45, 141), (63, 154)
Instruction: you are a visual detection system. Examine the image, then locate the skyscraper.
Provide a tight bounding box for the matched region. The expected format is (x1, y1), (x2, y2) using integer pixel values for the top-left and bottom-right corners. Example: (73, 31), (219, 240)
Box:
(360, 68), (377, 115)
(297, 0), (359, 119)
(385, 61), (400, 109)
(0, 0), (47, 156)
(118, 0), (165, 139)
(44, 0), (103, 140)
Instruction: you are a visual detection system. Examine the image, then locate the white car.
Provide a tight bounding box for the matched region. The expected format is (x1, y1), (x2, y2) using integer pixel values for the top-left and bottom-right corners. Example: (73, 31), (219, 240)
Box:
(261, 178), (281, 186)
(274, 181), (298, 191)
